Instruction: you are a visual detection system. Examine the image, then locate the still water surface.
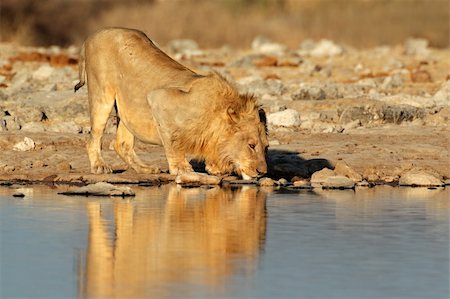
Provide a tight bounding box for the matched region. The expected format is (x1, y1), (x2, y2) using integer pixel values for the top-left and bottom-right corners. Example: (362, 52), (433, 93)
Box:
(0, 185), (448, 299)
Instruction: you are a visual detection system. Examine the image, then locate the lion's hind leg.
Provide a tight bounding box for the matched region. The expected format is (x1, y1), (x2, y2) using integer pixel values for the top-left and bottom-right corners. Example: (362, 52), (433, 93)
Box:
(87, 87), (115, 174)
(114, 122), (160, 174)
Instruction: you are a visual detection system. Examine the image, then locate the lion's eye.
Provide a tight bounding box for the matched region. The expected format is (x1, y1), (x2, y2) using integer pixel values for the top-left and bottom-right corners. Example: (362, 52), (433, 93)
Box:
(249, 143), (256, 150)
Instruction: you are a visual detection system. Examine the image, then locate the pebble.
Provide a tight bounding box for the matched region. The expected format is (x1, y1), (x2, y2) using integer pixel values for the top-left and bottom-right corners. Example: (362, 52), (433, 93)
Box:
(251, 36), (287, 56)
(356, 180), (370, 187)
(292, 179), (311, 188)
(13, 137), (35, 151)
(267, 109), (301, 127)
(334, 161), (362, 182)
(56, 161), (72, 171)
(404, 38), (430, 56)
(432, 80), (450, 107)
(277, 178), (289, 186)
(399, 170), (443, 187)
(311, 168), (335, 184)
(320, 176), (355, 189)
(309, 39), (344, 57)
(32, 65), (54, 81)
(258, 177), (275, 186)
(291, 85), (326, 101)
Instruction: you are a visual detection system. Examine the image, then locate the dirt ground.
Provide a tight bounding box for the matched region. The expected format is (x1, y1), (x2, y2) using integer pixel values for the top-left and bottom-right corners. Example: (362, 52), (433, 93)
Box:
(0, 125), (448, 186)
(0, 38), (449, 187)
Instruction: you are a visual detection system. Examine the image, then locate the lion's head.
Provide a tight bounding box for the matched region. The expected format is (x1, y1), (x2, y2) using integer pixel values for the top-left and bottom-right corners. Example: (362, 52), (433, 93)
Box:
(209, 100), (268, 179)
(168, 72), (268, 179)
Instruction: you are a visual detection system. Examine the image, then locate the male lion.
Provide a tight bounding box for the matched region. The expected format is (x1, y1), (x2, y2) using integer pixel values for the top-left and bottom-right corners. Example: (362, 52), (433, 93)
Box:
(75, 28), (267, 179)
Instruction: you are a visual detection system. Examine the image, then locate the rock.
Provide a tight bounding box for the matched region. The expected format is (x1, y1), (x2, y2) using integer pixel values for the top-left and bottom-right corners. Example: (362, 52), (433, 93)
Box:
(277, 178), (289, 186)
(243, 78), (286, 96)
(334, 161), (363, 182)
(167, 39), (199, 53)
(4, 165), (15, 172)
(381, 73), (403, 90)
(404, 38), (430, 56)
(311, 168), (335, 184)
(309, 39), (344, 57)
(292, 179), (311, 188)
(432, 80), (450, 106)
(1, 115), (21, 131)
(56, 161), (71, 171)
(291, 85), (326, 101)
(258, 177), (275, 186)
(343, 119), (361, 131)
(251, 36), (287, 56)
(320, 176), (355, 189)
(175, 172), (221, 185)
(33, 160), (45, 168)
(267, 109), (301, 127)
(13, 137), (35, 151)
(399, 170), (443, 187)
(356, 180), (370, 187)
(381, 104), (424, 124)
(32, 65), (54, 81)
(310, 123), (337, 134)
(59, 182), (135, 196)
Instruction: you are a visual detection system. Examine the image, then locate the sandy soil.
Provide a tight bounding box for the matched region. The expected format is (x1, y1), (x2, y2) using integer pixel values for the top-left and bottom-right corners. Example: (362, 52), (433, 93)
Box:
(0, 38), (449, 186)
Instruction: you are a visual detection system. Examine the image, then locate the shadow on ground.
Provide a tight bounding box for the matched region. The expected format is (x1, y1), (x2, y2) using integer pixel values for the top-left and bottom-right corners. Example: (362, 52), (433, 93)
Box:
(267, 149), (332, 180)
(191, 149), (332, 181)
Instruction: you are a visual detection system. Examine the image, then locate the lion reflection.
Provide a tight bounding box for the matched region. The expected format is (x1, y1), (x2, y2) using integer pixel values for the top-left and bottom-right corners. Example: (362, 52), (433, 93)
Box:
(79, 186), (267, 298)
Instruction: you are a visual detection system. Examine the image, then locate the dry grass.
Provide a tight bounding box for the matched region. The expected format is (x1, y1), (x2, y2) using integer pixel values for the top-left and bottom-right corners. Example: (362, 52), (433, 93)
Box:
(1, 0), (449, 48)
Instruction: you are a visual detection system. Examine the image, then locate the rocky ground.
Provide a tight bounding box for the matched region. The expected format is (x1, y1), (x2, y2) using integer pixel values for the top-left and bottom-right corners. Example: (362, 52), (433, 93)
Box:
(0, 37), (449, 189)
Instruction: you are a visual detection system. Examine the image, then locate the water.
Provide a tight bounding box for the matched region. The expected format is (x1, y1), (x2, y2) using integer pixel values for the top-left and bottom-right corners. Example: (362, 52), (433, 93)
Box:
(1, 185), (449, 299)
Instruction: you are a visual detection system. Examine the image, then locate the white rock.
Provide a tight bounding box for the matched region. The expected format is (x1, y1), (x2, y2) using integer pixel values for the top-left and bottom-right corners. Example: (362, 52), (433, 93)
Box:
(404, 38), (430, 56)
(310, 39), (344, 57)
(311, 168), (335, 184)
(267, 109), (301, 127)
(321, 176), (355, 189)
(432, 80), (450, 106)
(61, 182), (135, 196)
(251, 36), (287, 56)
(32, 65), (54, 81)
(13, 137), (35, 151)
(399, 171), (443, 187)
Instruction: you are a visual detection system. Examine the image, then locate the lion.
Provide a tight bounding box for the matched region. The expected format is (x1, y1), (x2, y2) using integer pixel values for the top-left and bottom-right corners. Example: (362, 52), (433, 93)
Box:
(75, 28), (268, 179)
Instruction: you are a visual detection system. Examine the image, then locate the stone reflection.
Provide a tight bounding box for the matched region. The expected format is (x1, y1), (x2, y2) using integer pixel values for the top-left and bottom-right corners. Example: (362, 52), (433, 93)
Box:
(79, 186), (267, 298)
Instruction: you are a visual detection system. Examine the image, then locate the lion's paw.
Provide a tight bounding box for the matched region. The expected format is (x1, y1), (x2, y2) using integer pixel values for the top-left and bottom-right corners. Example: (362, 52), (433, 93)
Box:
(169, 164), (194, 175)
(91, 163), (113, 174)
(134, 165), (161, 174)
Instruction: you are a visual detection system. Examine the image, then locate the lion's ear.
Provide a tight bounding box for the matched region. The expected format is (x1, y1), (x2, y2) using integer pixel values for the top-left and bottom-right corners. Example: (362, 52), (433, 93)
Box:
(227, 107), (240, 123)
(258, 108), (267, 125)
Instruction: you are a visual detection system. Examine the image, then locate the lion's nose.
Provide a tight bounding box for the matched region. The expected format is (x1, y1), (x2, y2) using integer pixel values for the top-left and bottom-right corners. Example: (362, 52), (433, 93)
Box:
(256, 166), (267, 176)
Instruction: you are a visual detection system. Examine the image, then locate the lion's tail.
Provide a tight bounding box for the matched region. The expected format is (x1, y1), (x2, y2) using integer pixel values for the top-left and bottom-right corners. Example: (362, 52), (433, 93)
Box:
(74, 42), (86, 93)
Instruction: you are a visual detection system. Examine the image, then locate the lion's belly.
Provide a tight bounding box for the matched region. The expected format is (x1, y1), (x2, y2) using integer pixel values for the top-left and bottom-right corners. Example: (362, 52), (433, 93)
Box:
(116, 93), (163, 145)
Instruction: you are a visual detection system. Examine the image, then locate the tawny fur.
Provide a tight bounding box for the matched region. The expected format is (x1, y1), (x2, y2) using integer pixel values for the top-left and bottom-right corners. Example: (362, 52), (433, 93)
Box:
(76, 28), (267, 178)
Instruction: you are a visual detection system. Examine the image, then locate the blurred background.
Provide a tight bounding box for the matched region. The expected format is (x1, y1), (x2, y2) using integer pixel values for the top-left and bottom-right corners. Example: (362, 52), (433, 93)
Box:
(0, 0), (449, 49)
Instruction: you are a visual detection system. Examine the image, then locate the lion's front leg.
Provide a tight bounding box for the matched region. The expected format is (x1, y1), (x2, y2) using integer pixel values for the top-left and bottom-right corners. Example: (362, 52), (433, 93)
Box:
(205, 161), (233, 177)
(165, 151), (193, 175)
